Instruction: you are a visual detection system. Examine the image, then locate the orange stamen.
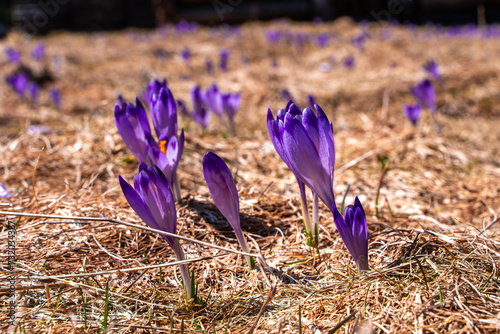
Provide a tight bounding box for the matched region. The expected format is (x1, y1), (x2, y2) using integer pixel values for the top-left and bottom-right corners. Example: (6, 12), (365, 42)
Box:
(159, 140), (167, 155)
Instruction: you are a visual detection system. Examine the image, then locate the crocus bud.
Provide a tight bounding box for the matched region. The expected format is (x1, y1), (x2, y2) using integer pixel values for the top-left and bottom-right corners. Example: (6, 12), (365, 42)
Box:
(119, 163), (192, 300)
(203, 152), (253, 268)
(332, 197), (369, 272)
(403, 103), (422, 126)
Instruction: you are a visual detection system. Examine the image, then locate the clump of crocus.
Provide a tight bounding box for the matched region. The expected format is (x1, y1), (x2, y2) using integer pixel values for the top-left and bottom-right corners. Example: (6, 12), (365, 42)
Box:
(49, 88), (61, 110)
(403, 103), (422, 127)
(219, 49), (229, 72)
(423, 60), (441, 81)
(267, 102), (335, 246)
(332, 197), (369, 271)
(203, 152), (254, 269)
(178, 85), (210, 129)
(202, 83), (241, 134)
(31, 43), (45, 61)
(115, 87), (184, 201)
(119, 163), (193, 301)
(410, 79), (441, 131)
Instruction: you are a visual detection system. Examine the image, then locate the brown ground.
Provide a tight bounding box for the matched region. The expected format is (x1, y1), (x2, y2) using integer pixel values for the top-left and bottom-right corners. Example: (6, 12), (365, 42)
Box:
(0, 18), (499, 333)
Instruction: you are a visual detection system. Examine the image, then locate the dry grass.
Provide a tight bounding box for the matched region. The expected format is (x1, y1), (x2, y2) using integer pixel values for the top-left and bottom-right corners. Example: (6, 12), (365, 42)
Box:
(0, 18), (499, 333)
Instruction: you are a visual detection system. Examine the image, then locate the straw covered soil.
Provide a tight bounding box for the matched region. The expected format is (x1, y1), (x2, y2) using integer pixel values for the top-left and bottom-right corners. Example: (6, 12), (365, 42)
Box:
(0, 18), (499, 333)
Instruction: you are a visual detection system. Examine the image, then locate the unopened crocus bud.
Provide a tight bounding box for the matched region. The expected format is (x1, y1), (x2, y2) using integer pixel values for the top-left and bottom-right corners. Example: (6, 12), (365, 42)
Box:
(203, 152), (253, 268)
(332, 197), (369, 272)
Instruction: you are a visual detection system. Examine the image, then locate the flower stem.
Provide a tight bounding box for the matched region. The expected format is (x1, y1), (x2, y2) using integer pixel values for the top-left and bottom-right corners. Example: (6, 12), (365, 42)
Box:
(297, 178), (313, 236)
(312, 192), (319, 246)
(172, 239), (192, 302)
(173, 172), (181, 202)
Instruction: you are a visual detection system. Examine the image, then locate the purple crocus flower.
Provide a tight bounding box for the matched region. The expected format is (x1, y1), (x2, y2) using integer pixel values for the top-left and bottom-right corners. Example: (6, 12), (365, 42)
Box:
(410, 79), (435, 112)
(344, 55), (355, 69)
(205, 58), (213, 74)
(266, 30), (281, 44)
(49, 88), (61, 110)
(5, 48), (21, 63)
(190, 85), (210, 128)
(332, 197), (369, 271)
(222, 92), (241, 134)
(0, 182), (12, 197)
(267, 103), (336, 241)
(203, 152), (253, 268)
(180, 47), (191, 63)
(353, 33), (366, 50)
(316, 33), (329, 48)
(115, 98), (153, 164)
(423, 60), (441, 81)
(119, 163), (192, 300)
(179, 85), (211, 129)
(31, 43), (45, 61)
(28, 82), (40, 107)
(306, 94), (316, 110)
(281, 88), (294, 104)
(6, 73), (29, 98)
(149, 88), (185, 201)
(219, 49), (230, 72)
(145, 78), (168, 104)
(403, 103), (422, 126)
(203, 84), (224, 118)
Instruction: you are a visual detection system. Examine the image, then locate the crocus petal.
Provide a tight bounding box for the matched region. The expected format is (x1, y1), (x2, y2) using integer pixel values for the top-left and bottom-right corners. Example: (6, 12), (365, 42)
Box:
(203, 152), (240, 230)
(0, 182), (12, 197)
(115, 99), (151, 163)
(315, 104), (335, 180)
(283, 113), (334, 209)
(150, 87), (178, 142)
(332, 205), (356, 259)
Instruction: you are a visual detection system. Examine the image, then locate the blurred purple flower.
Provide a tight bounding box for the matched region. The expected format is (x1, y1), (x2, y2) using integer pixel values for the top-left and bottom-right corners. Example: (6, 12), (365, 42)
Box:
(222, 92), (241, 133)
(344, 55), (355, 69)
(179, 85), (210, 129)
(49, 88), (61, 109)
(281, 88), (294, 104)
(205, 58), (213, 74)
(353, 34), (366, 50)
(180, 47), (191, 63)
(5, 48), (21, 63)
(332, 197), (369, 271)
(6, 73), (29, 98)
(28, 82), (40, 107)
(0, 182), (12, 197)
(306, 94), (316, 110)
(119, 163), (192, 300)
(266, 30), (281, 44)
(410, 79), (435, 112)
(27, 124), (51, 135)
(203, 152), (253, 268)
(423, 60), (441, 81)
(203, 84), (224, 118)
(219, 49), (230, 72)
(316, 33), (329, 48)
(403, 103), (422, 126)
(145, 78), (168, 104)
(31, 43), (45, 61)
